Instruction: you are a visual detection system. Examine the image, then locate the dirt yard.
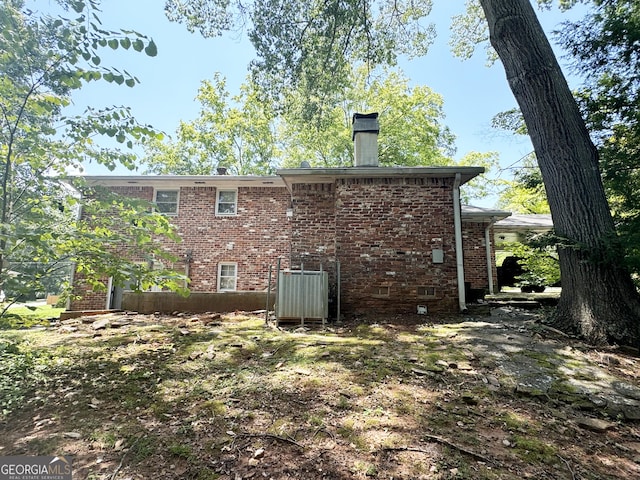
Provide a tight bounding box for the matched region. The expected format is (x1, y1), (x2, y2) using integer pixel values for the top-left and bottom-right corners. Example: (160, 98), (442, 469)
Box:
(1, 308), (639, 479)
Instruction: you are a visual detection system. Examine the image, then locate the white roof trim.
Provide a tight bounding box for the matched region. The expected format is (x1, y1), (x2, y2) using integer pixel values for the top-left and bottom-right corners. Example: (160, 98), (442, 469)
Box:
(81, 175), (286, 188)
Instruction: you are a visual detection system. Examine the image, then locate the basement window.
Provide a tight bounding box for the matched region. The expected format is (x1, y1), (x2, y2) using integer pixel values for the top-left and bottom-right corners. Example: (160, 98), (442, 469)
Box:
(417, 286), (436, 298)
(218, 263), (237, 291)
(216, 190), (237, 215)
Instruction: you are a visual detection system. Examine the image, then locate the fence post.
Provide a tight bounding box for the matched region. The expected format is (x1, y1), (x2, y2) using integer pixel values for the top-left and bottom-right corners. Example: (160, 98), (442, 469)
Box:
(265, 264), (272, 325)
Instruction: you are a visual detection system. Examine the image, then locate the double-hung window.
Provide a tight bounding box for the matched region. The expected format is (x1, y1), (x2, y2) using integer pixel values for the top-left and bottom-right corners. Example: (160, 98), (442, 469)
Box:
(218, 263), (237, 291)
(154, 190), (179, 215)
(216, 190), (237, 215)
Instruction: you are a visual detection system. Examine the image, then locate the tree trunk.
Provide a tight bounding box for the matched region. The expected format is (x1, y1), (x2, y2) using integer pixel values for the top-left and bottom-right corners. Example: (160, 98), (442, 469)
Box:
(479, 0), (640, 346)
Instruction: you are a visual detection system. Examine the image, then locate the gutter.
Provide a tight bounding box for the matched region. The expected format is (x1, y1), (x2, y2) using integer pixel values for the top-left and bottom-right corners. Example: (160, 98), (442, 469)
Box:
(485, 217), (497, 295)
(453, 173), (467, 312)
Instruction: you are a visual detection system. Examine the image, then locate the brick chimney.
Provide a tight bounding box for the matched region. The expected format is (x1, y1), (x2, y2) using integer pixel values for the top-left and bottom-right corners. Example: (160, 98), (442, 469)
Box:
(352, 112), (379, 167)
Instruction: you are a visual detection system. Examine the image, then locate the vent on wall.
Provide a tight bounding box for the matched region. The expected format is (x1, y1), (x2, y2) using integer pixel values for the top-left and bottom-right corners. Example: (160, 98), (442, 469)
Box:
(417, 286), (436, 298)
(371, 286), (390, 297)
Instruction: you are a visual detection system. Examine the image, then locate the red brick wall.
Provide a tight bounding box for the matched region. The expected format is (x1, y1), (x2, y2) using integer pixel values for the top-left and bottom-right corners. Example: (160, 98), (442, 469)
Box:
(289, 177), (460, 315)
(71, 177), (493, 315)
(463, 222), (497, 292)
(290, 183), (337, 268)
(69, 274), (109, 311)
(70, 186), (155, 310)
(338, 177), (458, 315)
(174, 186), (291, 292)
(71, 185), (291, 310)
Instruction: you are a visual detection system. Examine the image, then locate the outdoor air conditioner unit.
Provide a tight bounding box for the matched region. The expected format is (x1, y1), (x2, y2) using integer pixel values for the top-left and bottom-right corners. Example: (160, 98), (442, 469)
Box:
(276, 270), (328, 324)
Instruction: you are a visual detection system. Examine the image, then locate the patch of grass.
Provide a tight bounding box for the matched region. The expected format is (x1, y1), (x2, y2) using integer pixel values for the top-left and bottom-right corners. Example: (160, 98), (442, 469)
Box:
(337, 419), (368, 451)
(305, 412), (325, 427)
(1, 312), (634, 480)
(25, 436), (62, 455)
(89, 430), (117, 449)
(197, 399), (227, 417)
(195, 468), (220, 480)
(0, 337), (55, 417)
(0, 305), (63, 329)
(168, 442), (193, 459)
(337, 394), (351, 410)
(129, 435), (158, 463)
(497, 411), (534, 433)
(353, 460), (378, 477)
(512, 435), (558, 464)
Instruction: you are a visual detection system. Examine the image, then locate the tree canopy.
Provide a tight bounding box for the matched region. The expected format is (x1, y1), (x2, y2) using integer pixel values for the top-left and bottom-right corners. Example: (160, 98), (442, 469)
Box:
(143, 65), (499, 201)
(0, 0), (187, 307)
(559, 0), (640, 279)
(143, 73), (279, 175)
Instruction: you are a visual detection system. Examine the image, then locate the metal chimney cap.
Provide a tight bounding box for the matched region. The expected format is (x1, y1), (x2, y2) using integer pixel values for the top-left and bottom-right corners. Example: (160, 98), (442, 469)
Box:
(352, 112), (379, 139)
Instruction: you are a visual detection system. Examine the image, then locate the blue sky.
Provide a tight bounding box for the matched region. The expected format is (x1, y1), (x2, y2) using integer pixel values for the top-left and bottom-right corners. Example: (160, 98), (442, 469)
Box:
(62, 1), (587, 206)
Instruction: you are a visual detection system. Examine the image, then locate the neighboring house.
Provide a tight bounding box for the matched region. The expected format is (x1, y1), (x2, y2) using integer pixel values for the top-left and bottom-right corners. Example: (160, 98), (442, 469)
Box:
(69, 113), (510, 317)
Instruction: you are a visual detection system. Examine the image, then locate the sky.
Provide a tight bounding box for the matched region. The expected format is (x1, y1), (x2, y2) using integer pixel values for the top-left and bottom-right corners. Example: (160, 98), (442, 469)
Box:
(59, 0), (588, 207)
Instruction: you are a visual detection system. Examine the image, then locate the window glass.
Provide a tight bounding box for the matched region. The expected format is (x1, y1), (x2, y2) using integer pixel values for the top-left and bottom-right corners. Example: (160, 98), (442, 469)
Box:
(155, 190), (178, 214)
(218, 263), (237, 291)
(216, 190), (237, 215)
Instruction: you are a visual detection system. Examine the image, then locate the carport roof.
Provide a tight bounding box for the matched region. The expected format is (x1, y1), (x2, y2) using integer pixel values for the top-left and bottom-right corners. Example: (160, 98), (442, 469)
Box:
(494, 213), (554, 231)
(494, 214), (554, 245)
(461, 205), (511, 222)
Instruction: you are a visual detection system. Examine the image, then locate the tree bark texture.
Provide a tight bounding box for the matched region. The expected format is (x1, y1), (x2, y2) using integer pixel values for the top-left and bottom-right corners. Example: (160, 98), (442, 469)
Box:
(479, 0), (640, 346)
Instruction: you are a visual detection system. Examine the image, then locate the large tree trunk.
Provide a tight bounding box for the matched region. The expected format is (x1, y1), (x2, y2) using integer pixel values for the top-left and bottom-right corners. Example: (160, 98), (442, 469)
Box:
(479, 0), (640, 346)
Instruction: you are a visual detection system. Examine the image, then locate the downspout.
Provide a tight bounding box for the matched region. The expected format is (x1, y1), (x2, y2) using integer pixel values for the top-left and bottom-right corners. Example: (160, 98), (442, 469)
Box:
(67, 194), (84, 312)
(485, 217), (497, 295)
(453, 173), (466, 312)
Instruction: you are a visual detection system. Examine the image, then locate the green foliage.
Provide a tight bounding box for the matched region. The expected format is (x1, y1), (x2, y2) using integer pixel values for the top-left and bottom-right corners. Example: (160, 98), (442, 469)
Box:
(279, 66), (457, 168)
(450, 0), (585, 62)
(144, 67), (498, 200)
(143, 73), (278, 175)
(165, 0), (436, 119)
(497, 154), (550, 214)
(503, 235), (561, 288)
(450, 0), (494, 62)
(0, 0), (186, 309)
(168, 443), (193, 459)
(67, 184), (189, 296)
(0, 305), (64, 329)
(559, 0), (640, 279)
(0, 337), (53, 416)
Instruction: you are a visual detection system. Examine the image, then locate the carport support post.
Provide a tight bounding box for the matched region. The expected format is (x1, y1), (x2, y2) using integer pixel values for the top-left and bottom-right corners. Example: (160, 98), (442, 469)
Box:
(485, 217), (497, 295)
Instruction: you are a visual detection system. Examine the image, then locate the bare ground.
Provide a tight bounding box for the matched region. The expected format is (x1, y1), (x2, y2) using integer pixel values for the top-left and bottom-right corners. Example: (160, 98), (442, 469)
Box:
(1, 308), (640, 479)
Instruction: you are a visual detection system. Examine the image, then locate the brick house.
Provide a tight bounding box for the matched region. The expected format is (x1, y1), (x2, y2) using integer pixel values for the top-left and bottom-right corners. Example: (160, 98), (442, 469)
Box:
(70, 113), (509, 317)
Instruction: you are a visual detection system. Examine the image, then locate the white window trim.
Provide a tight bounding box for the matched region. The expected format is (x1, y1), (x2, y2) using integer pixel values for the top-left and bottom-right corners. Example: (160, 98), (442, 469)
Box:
(215, 189), (237, 216)
(154, 189), (179, 216)
(217, 262), (238, 292)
